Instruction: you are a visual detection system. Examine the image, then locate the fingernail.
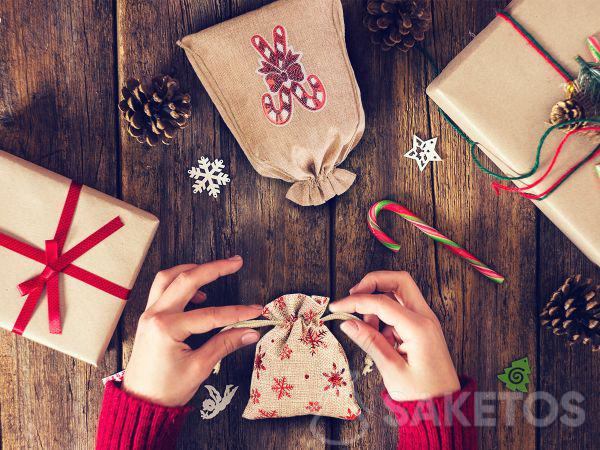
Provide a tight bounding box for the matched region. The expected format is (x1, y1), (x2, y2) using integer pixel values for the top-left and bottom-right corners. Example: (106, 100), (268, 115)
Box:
(241, 331), (260, 344)
(250, 304), (264, 310)
(328, 302), (339, 311)
(349, 283), (360, 294)
(340, 320), (358, 334)
(228, 255), (242, 261)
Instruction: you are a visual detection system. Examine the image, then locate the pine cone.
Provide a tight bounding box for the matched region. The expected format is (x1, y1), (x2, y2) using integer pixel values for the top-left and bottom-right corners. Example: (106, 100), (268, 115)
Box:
(540, 275), (600, 352)
(119, 75), (191, 146)
(364, 0), (432, 52)
(549, 99), (585, 132)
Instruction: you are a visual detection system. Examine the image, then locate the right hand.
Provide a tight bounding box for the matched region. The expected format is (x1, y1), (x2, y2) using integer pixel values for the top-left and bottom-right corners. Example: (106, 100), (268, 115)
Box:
(329, 271), (460, 401)
(122, 256), (262, 407)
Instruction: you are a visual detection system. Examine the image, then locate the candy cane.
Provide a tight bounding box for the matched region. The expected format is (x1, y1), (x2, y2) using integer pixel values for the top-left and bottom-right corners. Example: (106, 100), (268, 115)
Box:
(251, 27), (285, 67)
(588, 35), (600, 62)
(262, 87), (293, 125)
(368, 200), (505, 284)
(291, 76), (326, 111)
(252, 25), (326, 126)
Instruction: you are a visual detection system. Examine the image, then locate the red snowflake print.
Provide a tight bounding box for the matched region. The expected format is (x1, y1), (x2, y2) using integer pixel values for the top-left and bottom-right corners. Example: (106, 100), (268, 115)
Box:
(340, 408), (361, 421)
(251, 388), (261, 404)
(273, 296), (287, 311)
(271, 377), (294, 400)
(251, 25), (326, 126)
(254, 346), (267, 379)
(283, 313), (297, 328)
(258, 409), (278, 418)
(302, 308), (319, 324)
(305, 401), (322, 413)
(300, 327), (328, 355)
(313, 296), (327, 305)
(279, 344), (293, 360)
(262, 306), (271, 318)
(322, 362), (347, 396)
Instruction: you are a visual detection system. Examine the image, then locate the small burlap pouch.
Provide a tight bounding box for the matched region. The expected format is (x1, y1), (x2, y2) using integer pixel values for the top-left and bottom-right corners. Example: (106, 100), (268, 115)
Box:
(214, 294), (372, 420)
(178, 0), (365, 206)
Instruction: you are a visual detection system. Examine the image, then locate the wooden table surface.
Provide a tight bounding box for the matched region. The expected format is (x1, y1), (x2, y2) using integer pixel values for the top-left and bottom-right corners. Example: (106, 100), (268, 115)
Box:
(1, 0), (598, 449)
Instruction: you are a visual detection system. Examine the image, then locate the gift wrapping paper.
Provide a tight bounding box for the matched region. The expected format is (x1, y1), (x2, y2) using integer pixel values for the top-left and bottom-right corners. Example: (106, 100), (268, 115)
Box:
(427, 0), (600, 266)
(0, 150), (159, 365)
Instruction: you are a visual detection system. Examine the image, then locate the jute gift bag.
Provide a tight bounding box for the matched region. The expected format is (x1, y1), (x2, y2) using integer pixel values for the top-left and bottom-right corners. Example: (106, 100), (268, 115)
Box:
(179, 0), (365, 206)
(214, 294), (370, 420)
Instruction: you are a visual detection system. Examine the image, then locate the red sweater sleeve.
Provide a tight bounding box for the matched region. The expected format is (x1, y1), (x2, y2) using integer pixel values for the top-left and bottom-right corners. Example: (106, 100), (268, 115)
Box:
(382, 377), (477, 450)
(96, 381), (192, 450)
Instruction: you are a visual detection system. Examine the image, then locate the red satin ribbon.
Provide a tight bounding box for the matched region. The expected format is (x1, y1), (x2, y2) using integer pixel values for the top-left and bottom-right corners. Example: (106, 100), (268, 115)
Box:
(0, 182), (130, 335)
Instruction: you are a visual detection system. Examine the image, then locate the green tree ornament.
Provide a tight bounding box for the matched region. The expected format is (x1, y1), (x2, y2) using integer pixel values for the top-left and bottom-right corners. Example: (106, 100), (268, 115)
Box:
(497, 357), (531, 392)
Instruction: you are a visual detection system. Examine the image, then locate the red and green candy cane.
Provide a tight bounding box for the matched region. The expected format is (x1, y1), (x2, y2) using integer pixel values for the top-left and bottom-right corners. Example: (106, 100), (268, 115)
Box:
(368, 200), (505, 284)
(588, 35), (600, 63)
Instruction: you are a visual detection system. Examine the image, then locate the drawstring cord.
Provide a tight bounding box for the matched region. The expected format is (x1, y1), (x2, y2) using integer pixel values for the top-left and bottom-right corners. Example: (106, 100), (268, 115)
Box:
(212, 312), (375, 375)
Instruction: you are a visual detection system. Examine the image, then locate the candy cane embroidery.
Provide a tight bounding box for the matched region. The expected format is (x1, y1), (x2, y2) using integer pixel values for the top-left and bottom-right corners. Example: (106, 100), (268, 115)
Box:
(252, 25), (326, 126)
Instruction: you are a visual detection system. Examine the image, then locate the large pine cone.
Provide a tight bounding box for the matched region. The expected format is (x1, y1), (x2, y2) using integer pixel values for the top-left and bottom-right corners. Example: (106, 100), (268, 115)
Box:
(540, 275), (600, 352)
(364, 0), (432, 52)
(119, 75), (191, 146)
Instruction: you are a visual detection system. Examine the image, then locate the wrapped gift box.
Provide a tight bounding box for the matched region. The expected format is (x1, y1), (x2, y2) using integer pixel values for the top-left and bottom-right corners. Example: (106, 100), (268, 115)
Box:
(0, 150), (159, 365)
(427, 0), (600, 266)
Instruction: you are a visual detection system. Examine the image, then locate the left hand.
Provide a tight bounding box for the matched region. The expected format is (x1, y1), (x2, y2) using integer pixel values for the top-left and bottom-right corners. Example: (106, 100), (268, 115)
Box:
(122, 257), (262, 407)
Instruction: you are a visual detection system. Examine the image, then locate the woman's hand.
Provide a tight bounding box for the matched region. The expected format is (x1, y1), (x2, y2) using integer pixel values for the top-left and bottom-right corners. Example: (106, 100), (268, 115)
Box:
(329, 271), (460, 401)
(122, 256), (262, 407)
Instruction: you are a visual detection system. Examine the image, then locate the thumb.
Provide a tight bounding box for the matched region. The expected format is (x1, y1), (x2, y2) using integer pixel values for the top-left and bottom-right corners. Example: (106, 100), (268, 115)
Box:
(196, 328), (260, 369)
(340, 320), (406, 375)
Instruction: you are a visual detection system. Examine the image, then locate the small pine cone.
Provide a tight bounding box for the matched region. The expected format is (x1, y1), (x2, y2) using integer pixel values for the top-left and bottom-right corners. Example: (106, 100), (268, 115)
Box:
(549, 99), (585, 132)
(364, 0), (432, 52)
(119, 75), (191, 146)
(540, 275), (600, 352)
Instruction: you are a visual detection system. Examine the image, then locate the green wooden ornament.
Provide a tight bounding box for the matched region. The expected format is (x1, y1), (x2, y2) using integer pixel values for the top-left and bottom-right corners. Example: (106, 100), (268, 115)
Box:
(497, 357), (531, 393)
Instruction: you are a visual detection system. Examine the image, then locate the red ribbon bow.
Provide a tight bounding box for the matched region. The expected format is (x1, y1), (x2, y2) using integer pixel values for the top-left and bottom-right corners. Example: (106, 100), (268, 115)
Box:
(0, 182), (130, 335)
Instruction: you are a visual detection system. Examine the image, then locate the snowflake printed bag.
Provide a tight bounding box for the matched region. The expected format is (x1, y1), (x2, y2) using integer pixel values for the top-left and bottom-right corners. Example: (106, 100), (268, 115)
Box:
(213, 294), (371, 420)
(178, 0), (365, 206)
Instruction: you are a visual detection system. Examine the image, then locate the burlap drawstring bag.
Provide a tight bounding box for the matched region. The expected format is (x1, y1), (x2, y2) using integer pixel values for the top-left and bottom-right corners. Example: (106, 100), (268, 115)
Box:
(178, 0), (365, 206)
(213, 294), (373, 420)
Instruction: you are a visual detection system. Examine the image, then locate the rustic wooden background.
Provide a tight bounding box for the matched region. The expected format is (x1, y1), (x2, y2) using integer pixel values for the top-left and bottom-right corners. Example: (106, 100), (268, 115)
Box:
(0, 0), (598, 449)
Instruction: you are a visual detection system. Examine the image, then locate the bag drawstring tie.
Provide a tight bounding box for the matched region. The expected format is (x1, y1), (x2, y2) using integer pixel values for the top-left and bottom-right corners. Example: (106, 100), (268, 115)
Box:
(213, 311), (375, 376)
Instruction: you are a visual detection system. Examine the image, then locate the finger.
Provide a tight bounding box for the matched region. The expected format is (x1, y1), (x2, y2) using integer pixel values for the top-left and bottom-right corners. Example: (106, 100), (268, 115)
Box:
(363, 314), (379, 331)
(169, 305), (263, 341)
(340, 320), (406, 373)
(154, 256), (244, 312)
(189, 291), (207, 304)
(329, 293), (426, 338)
(350, 271), (438, 322)
(195, 328), (260, 372)
(147, 264), (198, 309)
(382, 325), (396, 347)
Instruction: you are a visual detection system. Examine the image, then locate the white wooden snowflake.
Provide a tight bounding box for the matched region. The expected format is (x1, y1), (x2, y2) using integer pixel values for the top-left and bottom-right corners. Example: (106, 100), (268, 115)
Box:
(188, 157), (230, 198)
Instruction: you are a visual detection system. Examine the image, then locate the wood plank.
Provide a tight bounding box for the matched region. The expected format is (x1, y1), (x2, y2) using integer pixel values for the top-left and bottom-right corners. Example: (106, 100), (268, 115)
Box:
(117, 0), (330, 448)
(538, 220), (600, 450)
(334, 0), (537, 448)
(332, 1), (437, 447)
(0, 0), (597, 449)
(429, 1), (537, 449)
(0, 0), (118, 448)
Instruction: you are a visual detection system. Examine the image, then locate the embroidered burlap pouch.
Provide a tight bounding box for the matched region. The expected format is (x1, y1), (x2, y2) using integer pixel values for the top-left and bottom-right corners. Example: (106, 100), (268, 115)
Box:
(214, 294), (368, 420)
(178, 0), (365, 206)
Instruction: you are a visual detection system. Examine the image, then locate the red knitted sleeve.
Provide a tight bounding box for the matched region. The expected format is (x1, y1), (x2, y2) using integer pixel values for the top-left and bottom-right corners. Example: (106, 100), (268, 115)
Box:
(382, 377), (477, 450)
(96, 381), (192, 450)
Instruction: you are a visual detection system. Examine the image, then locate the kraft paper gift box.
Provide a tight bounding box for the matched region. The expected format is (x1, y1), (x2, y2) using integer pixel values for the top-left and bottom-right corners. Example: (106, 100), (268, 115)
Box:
(427, 0), (600, 266)
(0, 150), (159, 365)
